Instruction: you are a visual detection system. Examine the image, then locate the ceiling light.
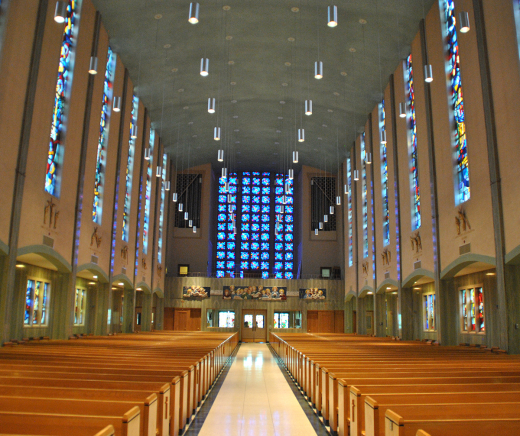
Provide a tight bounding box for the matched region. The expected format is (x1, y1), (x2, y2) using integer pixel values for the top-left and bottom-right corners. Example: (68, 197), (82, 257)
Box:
(93, 275), (98, 279)
(315, 61), (323, 79)
(424, 64), (433, 83)
(208, 97), (215, 113)
(156, 166), (162, 177)
(293, 151), (299, 163)
(193, 225), (197, 233)
(315, 228), (319, 235)
(330, 205), (334, 215)
(118, 282), (124, 286)
(413, 287), (421, 290)
(380, 129), (387, 144)
(54, 1), (67, 23)
(305, 100), (312, 115)
(319, 222), (324, 230)
(15, 264), (25, 268)
(172, 192), (178, 202)
(221, 167), (228, 179)
(485, 272), (496, 276)
(298, 128), (305, 142)
(288, 169), (294, 180)
(89, 281), (96, 285)
(178, 202), (184, 212)
(399, 102), (406, 118)
(144, 148), (151, 160)
(189, 219), (193, 228)
(324, 214), (328, 223)
(164, 181), (171, 191)
(386, 286), (391, 290)
(459, 11), (470, 33)
(365, 153), (372, 165)
(336, 196), (341, 206)
(189, 2), (199, 24)
(88, 56), (98, 74)
(112, 96), (121, 112)
(367, 291), (373, 295)
(200, 58), (209, 76)
(353, 170), (359, 181)
(344, 184), (348, 195)
(214, 127), (221, 141)
(184, 212), (189, 220)
(217, 149), (224, 162)
(328, 5), (338, 27)
(131, 125), (138, 139)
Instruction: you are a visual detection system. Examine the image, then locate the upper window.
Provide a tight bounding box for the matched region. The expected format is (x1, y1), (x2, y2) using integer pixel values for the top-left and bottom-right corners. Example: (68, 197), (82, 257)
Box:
(460, 286), (485, 333)
(347, 158), (353, 267)
(380, 101), (390, 246)
(24, 279), (50, 327)
(361, 132), (368, 258)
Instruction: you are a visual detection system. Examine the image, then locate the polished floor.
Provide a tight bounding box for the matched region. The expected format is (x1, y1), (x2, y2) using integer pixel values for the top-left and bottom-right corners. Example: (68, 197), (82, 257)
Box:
(196, 343), (318, 436)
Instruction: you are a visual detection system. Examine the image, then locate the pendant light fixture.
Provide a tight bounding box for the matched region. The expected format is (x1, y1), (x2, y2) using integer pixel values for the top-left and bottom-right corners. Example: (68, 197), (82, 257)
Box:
(227, 194), (232, 203)
(459, 11), (470, 33)
(214, 127), (221, 141)
(327, 5), (338, 27)
(324, 214), (328, 223)
(336, 195), (341, 205)
(315, 228), (319, 236)
(189, 219), (193, 227)
(165, 181), (171, 191)
(293, 150), (299, 163)
(217, 149), (224, 162)
(344, 184), (348, 195)
(131, 125), (138, 139)
(365, 152), (372, 165)
(330, 205), (335, 215)
(188, 2), (199, 24)
(319, 222), (324, 230)
(224, 181), (229, 192)
(288, 168), (294, 180)
(380, 129), (387, 144)
(178, 202), (184, 212)
(354, 169), (359, 181)
(221, 167), (228, 179)
(193, 225), (197, 233)
(314, 61), (323, 79)
(208, 97), (216, 114)
(144, 148), (151, 160)
(298, 128), (305, 142)
(399, 102), (406, 118)
(200, 58), (209, 76)
(424, 64), (433, 82)
(113, 96), (121, 112)
(156, 166), (162, 177)
(280, 205), (285, 213)
(88, 56), (98, 75)
(172, 192), (178, 202)
(305, 100), (312, 116)
(184, 211), (189, 220)
(54, 1), (67, 23)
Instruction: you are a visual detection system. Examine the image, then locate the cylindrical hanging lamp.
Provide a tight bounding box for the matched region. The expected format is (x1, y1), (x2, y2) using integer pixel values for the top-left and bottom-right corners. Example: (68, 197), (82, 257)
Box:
(184, 211), (189, 220)
(54, 1), (67, 24)
(214, 127), (221, 141)
(189, 2), (199, 24)
(131, 125), (138, 139)
(217, 149), (224, 162)
(144, 148), (151, 160)
(330, 205), (335, 215)
(380, 129), (387, 144)
(344, 184), (348, 195)
(424, 64), (433, 83)
(315, 228), (319, 236)
(221, 167), (228, 179)
(305, 100), (312, 116)
(336, 195), (341, 205)
(224, 181), (229, 192)
(288, 169), (294, 180)
(178, 202), (184, 212)
(88, 56), (98, 75)
(327, 5), (338, 27)
(459, 11), (470, 33)
(113, 96), (121, 112)
(399, 102), (406, 118)
(354, 170), (359, 181)
(324, 214), (329, 223)
(280, 205), (285, 213)
(227, 194), (232, 203)
(172, 192), (178, 202)
(298, 128), (305, 142)
(314, 61), (323, 79)
(200, 58), (209, 76)
(165, 181), (171, 191)
(282, 195), (287, 205)
(189, 219), (193, 227)
(366, 152), (372, 165)
(319, 222), (324, 230)
(193, 225), (197, 233)
(208, 97), (215, 113)
(156, 166), (162, 177)
(293, 150), (299, 163)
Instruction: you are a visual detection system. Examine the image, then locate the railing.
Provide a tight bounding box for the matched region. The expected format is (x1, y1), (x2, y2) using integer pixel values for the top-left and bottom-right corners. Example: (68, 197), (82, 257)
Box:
(167, 272), (343, 280)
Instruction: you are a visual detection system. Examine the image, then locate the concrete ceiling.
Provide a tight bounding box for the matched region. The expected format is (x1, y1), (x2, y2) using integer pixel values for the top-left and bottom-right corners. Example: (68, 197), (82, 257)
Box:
(92, 0), (435, 174)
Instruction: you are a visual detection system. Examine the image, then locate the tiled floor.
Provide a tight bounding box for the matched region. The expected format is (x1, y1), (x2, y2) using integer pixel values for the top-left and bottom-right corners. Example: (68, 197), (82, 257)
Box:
(196, 343), (318, 436)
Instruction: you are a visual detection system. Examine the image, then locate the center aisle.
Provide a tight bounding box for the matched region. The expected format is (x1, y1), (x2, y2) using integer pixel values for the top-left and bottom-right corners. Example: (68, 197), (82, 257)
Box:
(197, 343), (318, 436)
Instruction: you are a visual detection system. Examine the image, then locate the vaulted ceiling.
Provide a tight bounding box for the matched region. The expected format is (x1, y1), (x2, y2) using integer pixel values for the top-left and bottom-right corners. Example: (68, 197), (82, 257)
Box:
(92, 0), (435, 174)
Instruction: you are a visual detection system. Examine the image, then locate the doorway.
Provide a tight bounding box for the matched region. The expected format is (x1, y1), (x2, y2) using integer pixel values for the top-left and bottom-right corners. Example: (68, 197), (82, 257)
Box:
(241, 309), (267, 342)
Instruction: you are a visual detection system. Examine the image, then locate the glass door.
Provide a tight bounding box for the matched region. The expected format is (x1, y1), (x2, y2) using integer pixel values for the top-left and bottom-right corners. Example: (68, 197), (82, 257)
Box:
(242, 310), (256, 342)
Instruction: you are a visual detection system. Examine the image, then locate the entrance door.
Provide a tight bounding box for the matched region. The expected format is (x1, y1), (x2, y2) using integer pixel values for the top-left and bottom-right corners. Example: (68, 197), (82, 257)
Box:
(241, 309), (267, 342)
(366, 310), (374, 335)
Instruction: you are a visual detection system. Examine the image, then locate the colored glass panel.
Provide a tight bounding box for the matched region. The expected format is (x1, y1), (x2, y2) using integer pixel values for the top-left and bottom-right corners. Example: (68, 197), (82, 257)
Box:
(443, 0), (469, 204)
(143, 129), (155, 254)
(92, 47), (116, 224)
(46, 0), (81, 197)
(216, 173), (237, 277)
(406, 54), (421, 230)
(158, 153), (167, 264)
(347, 158), (353, 267)
(361, 133), (368, 258)
(122, 95), (139, 242)
(380, 100), (390, 246)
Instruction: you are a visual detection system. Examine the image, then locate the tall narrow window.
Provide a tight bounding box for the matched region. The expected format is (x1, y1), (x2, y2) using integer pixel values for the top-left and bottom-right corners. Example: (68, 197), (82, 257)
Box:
(157, 153), (167, 265)
(406, 54), (421, 230)
(274, 174), (293, 279)
(143, 129), (155, 254)
(216, 173), (237, 278)
(24, 279), (50, 327)
(380, 101), (390, 246)
(423, 293), (436, 331)
(361, 132), (368, 258)
(347, 158), (353, 267)
(443, 0), (469, 204)
(74, 287), (86, 326)
(514, 0), (520, 58)
(122, 95), (139, 242)
(93, 47), (116, 224)
(45, 0), (81, 197)
(460, 286), (484, 333)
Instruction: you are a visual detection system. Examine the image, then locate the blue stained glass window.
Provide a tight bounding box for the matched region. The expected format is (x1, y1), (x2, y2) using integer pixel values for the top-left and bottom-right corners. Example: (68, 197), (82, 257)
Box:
(285, 215), (294, 223)
(227, 232), (235, 240)
(261, 243), (269, 251)
(142, 129), (155, 255)
(285, 272), (294, 279)
(251, 252), (260, 260)
(46, 0), (82, 197)
(285, 253), (293, 260)
(242, 223), (250, 232)
(217, 261), (225, 269)
(241, 261), (249, 269)
(241, 252), (250, 260)
(242, 196), (250, 204)
(217, 271), (224, 278)
(251, 233), (259, 241)
(275, 187), (284, 195)
(262, 187), (270, 195)
(228, 252), (235, 260)
(226, 261), (235, 269)
(217, 223), (226, 231)
(406, 54), (421, 230)
(285, 262), (293, 270)
(251, 224), (260, 232)
(251, 261), (260, 269)
(243, 214), (250, 222)
(262, 271), (269, 279)
(219, 186), (226, 193)
(252, 187), (261, 194)
(285, 243), (293, 251)
(275, 272), (283, 279)
(261, 224), (270, 231)
(218, 214), (226, 222)
(243, 177), (251, 185)
(380, 100), (390, 246)
(252, 215), (260, 223)
(261, 233), (269, 241)
(219, 195), (226, 203)
(443, 0), (469, 205)
(252, 205), (261, 213)
(216, 174), (237, 277)
(261, 214), (269, 222)
(275, 234), (283, 241)
(227, 223), (234, 231)
(217, 251), (225, 259)
(217, 242), (225, 250)
(252, 196), (260, 204)
(262, 206), (270, 213)
(261, 252), (269, 260)
(241, 242), (249, 250)
(361, 132), (369, 258)
(251, 243), (260, 251)
(262, 197), (270, 204)
(242, 186), (251, 194)
(217, 232), (225, 241)
(218, 205), (227, 212)
(347, 158), (353, 266)
(284, 233), (293, 242)
(227, 242), (235, 250)
(275, 252), (283, 260)
(241, 233), (249, 241)
(286, 224), (293, 232)
(261, 262), (269, 270)
(275, 262), (283, 270)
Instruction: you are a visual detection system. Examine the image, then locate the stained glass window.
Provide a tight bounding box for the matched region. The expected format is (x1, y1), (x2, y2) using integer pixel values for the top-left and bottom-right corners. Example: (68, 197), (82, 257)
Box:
(380, 101), (390, 246)
(515, 0), (520, 58)
(423, 293), (436, 331)
(45, 0), (81, 197)
(361, 132), (368, 258)
(216, 173), (238, 278)
(92, 47), (116, 225)
(347, 158), (353, 267)
(24, 279), (50, 327)
(274, 174), (293, 279)
(443, 0), (469, 204)
(122, 95), (139, 242)
(158, 153), (167, 265)
(460, 287), (484, 333)
(143, 129), (155, 255)
(74, 287), (86, 326)
(406, 54), (421, 230)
